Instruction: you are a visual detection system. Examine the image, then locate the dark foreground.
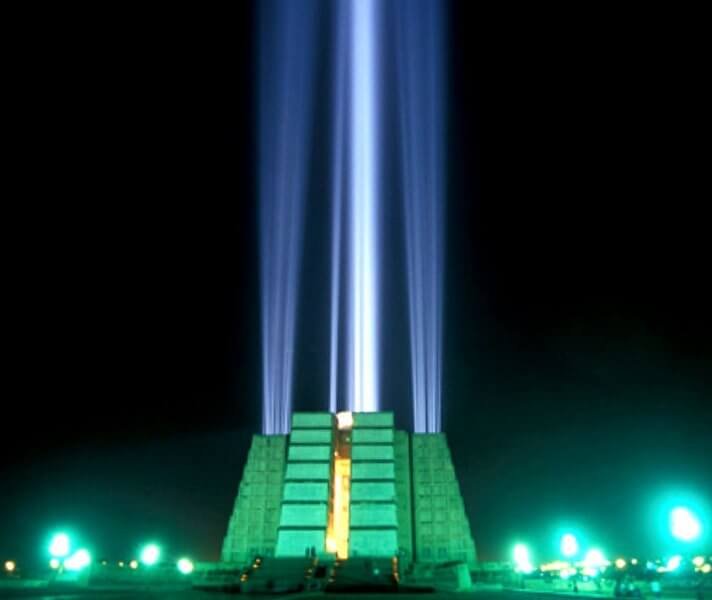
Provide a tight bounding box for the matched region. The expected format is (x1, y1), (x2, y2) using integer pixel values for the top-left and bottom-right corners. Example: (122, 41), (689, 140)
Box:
(1, 580), (705, 600)
(0, 589), (615, 600)
(0, 592), (478, 599)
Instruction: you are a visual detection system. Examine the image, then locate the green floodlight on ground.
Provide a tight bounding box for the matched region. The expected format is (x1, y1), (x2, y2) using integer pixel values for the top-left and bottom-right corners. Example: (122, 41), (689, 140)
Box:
(579, 548), (605, 577)
(177, 558), (194, 575)
(140, 544), (161, 566)
(561, 533), (578, 558)
(666, 555), (682, 571)
(513, 543), (534, 574)
(64, 549), (91, 572)
(49, 533), (70, 558)
(670, 507), (701, 542)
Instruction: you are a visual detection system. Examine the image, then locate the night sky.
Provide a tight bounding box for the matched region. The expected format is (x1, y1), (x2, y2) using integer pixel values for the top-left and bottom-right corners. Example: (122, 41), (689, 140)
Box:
(2, 4), (710, 567)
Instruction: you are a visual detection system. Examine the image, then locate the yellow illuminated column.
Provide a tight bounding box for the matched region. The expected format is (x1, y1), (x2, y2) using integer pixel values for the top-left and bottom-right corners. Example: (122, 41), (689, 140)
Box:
(332, 457), (351, 558)
(326, 412), (353, 559)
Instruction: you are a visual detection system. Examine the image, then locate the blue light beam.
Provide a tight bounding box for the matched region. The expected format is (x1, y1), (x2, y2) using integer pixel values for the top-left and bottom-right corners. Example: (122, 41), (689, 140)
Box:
(258, 0), (319, 433)
(329, 2), (348, 414)
(348, 0), (380, 413)
(395, 0), (446, 432)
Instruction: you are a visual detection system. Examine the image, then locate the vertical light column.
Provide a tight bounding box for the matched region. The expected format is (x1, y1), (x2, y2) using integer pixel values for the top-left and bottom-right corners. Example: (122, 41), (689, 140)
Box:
(326, 412), (353, 559)
(348, 0), (379, 413)
(395, 0), (445, 432)
(329, 2), (348, 415)
(258, 0), (318, 433)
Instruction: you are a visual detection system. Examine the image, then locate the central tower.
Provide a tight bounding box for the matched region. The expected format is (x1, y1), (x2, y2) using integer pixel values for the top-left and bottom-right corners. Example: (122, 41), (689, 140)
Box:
(222, 411), (476, 569)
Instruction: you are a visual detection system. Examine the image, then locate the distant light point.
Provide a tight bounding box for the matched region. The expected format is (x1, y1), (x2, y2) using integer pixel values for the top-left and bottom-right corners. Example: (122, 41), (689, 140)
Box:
(177, 557), (194, 575)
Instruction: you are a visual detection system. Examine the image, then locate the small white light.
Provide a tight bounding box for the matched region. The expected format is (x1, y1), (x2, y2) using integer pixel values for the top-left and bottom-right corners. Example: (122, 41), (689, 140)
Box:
(177, 558), (194, 575)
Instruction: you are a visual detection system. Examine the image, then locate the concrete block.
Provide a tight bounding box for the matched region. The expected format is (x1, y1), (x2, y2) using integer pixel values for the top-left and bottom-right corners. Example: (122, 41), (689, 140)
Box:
(285, 462), (330, 481)
(351, 462), (395, 480)
(288, 445), (332, 461)
(350, 481), (396, 501)
(352, 428), (394, 444)
(275, 529), (326, 557)
(283, 482), (329, 502)
(349, 529), (399, 557)
(350, 503), (398, 527)
(352, 411), (394, 428)
(279, 503), (328, 527)
(290, 429), (333, 445)
(351, 445), (395, 460)
(291, 412), (333, 429)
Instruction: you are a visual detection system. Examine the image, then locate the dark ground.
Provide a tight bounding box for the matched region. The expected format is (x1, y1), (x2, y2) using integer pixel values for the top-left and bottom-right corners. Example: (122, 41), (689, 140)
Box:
(0, 590), (611, 600)
(0, 591), (486, 599)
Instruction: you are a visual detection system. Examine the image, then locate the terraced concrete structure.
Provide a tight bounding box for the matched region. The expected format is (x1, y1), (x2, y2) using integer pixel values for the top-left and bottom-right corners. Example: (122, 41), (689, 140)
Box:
(221, 411), (476, 569)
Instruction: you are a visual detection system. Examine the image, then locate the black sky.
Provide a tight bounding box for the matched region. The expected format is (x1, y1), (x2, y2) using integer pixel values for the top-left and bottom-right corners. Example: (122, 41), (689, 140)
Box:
(1, 4), (710, 566)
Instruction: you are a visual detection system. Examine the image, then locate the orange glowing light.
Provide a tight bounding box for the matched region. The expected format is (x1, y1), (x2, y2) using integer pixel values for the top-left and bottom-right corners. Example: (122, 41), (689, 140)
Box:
(326, 457), (351, 559)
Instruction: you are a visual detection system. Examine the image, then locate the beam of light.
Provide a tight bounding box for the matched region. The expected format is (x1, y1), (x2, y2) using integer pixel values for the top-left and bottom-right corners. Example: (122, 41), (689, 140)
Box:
(329, 2), (348, 414)
(394, 0), (445, 432)
(258, 0), (318, 433)
(347, 0), (380, 413)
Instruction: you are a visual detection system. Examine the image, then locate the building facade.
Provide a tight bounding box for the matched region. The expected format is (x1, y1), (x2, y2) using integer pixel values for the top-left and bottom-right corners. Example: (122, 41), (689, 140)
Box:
(222, 411), (476, 569)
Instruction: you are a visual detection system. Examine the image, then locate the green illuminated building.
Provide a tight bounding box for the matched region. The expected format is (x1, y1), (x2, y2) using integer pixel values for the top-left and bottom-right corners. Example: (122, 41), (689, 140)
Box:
(221, 412), (476, 569)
